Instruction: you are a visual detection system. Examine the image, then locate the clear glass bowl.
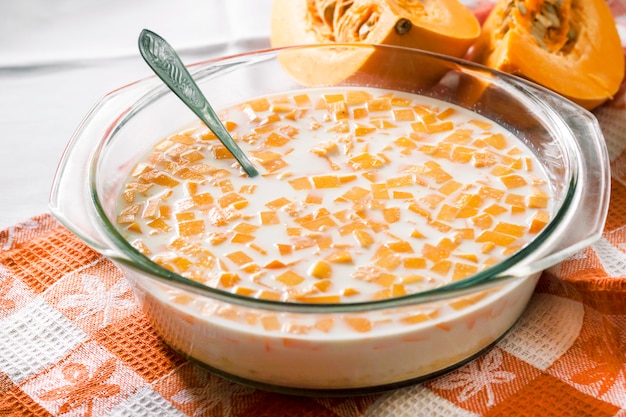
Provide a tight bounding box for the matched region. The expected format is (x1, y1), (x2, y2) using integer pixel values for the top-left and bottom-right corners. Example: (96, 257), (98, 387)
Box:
(50, 44), (610, 395)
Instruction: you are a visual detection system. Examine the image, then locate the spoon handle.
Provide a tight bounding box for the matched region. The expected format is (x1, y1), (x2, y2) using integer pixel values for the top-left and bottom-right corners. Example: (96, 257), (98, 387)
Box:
(138, 29), (259, 177)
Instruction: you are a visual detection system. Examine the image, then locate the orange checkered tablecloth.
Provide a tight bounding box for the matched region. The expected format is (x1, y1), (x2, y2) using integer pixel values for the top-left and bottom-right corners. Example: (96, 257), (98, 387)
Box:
(2, 10), (626, 417)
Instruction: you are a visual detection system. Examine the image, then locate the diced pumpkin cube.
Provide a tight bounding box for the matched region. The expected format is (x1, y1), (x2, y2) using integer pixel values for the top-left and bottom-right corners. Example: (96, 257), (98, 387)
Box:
(275, 270), (305, 286)
(226, 250), (253, 266)
(323, 93), (345, 103)
(211, 144), (236, 160)
(328, 100), (349, 120)
(471, 213), (493, 229)
(342, 288), (360, 297)
(439, 180), (462, 196)
(476, 231), (517, 246)
(424, 167), (453, 184)
(420, 193), (445, 209)
(468, 119), (492, 130)
(481, 242), (496, 254)
(483, 133), (508, 150)
(529, 211), (550, 234)
(375, 254), (402, 271)
(353, 107), (368, 119)
(354, 125), (376, 136)
(308, 260), (332, 279)
(456, 253), (478, 263)
(260, 211), (280, 225)
(371, 183), (390, 199)
(426, 121), (454, 133)
(266, 197), (291, 209)
(276, 243), (292, 256)
(297, 295), (341, 304)
(342, 186), (370, 202)
(451, 146), (474, 163)
(484, 204), (508, 216)
(178, 219), (205, 237)
(493, 222), (526, 238)
(403, 257), (427, 269)
(346, 89), (372, 104)
(260, 314), (281, 330)
(400, 312), (435, 325)
(443, 129), (472, 144)
(387, 175), (413, 188)
(300, 216), (337, 231)
(393, 109), (415, 121)
(353, 229), (375, 247)
(437, 204), (458, 222)
(264, 259), (287, 269)
(431, 260), (453, 275)
(452, 263), (479, 281)
(326, 250), (353, 263)
(312, 175), (341, 189)
(219, 273), (240, 288)
(265, 132), (290, 147)
(383, 207), (401, 223)
(402, 274), (425, 284)
(500, 174), (527, 189)
(422, 243), (450, 263)
(385, 241), (414, 253)
(288, 177), (312, 190)
(293, 93), (311, 107)
(393, 190), (414, 199)
(142, 199), (161, 220)
(437, 107), (456, 120)
(147, 218), (172, 233)
(235, 286), (256, 297)
(367, 97), (392, 112)
(505, 193), (526, 207)
(349, 152), (384, 169)
(244, 97), (271, 112)
(231, 233), (255, 244)
(344, 316), (372, 333)
(217, 192), (248, 209)
(473, 152), (498, 168)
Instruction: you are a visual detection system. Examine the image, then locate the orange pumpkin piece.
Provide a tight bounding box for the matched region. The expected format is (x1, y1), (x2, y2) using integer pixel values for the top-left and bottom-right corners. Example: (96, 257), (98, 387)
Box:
(270, 0), (480, 86)
(271, 0), (480, 56)
(468, 0), (625, 110)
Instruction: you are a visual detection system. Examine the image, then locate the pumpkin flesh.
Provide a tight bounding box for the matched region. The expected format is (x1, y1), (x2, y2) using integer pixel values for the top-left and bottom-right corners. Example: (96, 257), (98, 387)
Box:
(468, 0), (625, 110)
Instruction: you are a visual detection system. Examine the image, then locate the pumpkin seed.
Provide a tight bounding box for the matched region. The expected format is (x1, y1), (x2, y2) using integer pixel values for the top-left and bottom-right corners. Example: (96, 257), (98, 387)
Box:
(530, 20), (548, 48)
(543, 3), (561, 25)
(535, 13), (553, 28)
(516, 1), (527, 15)
(359, 22), (372, 38)
(567, 26), (577, 42)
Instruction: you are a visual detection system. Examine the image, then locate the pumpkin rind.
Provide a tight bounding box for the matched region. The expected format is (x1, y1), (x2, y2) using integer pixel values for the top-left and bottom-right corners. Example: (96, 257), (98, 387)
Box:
(468, 0), (625, 110)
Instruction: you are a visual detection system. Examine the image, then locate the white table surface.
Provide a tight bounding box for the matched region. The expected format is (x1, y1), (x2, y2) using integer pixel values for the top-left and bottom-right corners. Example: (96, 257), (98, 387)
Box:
(0, 0), (272, 230)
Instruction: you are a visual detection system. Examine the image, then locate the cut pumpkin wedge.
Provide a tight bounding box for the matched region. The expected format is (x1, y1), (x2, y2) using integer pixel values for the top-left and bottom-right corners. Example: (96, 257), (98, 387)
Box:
(468, 0), (625, 110)
(270, 0), (481, 87)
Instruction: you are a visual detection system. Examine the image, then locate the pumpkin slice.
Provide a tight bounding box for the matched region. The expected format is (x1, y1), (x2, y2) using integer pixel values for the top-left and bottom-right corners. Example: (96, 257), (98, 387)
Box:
(270, 0), (481, 86)
(468, 0), (625, 110)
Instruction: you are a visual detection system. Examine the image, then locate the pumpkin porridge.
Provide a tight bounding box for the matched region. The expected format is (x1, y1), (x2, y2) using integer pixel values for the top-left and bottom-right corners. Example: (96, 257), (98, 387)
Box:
(115, 86), (552, 388)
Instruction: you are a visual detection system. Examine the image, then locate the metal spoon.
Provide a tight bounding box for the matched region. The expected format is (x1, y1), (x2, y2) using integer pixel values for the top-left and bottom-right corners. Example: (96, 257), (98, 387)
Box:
(138, 29), (259, 177)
